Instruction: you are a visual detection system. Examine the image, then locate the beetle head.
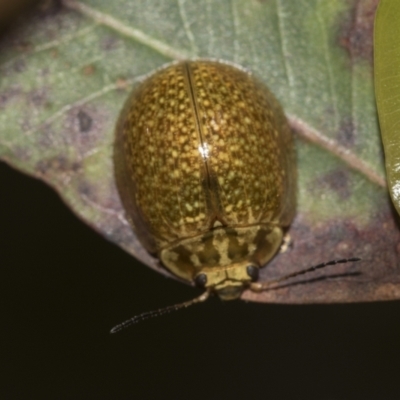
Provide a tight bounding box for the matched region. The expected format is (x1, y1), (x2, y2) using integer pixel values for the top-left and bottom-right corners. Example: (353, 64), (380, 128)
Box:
(194, 262), (259, 300)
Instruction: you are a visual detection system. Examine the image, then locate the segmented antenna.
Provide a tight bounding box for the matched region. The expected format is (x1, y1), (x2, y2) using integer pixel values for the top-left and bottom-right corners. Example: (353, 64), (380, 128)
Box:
(111, 258), (361, 332)
(251, 257), (361, 291)
(110, 290), (210, 334)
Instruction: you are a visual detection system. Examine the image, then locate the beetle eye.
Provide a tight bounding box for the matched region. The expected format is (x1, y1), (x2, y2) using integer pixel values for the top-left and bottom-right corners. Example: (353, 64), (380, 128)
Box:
(194, 273), (208, 288)
(246, 265), (259, 282)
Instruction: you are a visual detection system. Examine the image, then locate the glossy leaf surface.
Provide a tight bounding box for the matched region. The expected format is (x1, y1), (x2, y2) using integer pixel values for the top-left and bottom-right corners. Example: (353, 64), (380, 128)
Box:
(374, 0), (400, 216)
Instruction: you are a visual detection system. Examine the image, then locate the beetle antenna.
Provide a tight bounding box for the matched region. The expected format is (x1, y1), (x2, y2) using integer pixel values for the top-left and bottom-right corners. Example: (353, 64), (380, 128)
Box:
(110, 290), (210, 334)
(250, 257), (361, 291)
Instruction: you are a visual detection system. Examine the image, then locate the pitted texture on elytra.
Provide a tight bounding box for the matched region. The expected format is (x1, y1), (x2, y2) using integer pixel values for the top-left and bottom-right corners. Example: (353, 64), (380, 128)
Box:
(118, 60), (295, 249)
(122, 64), (208, 242)
(188, 62), (293, 225)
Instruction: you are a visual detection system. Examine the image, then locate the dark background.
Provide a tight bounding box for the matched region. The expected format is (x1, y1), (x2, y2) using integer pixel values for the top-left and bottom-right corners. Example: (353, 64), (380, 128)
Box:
(2, 162), (400, 400)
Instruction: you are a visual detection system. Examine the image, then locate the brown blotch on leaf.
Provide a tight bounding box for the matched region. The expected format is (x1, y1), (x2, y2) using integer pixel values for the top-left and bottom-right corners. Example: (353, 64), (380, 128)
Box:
(77, 110), (93, 133)
(36, 155), (81, 177)
(312, 169), (351, 200)
(63, 106), (104, 154)
(116, 78), (130, 91)
(28, 87), (48, 107)
(15, 40), (33, 52)
(101, 35), (119, 51)
(337, 118), (356, 147)
(37, 0), (63, 16)
(13, 59), (26, 73)
(78, 180), (96, 199)
(82, 64), (95, 76)
(0, 87), (21, 109)
(338, 0), (378, 63)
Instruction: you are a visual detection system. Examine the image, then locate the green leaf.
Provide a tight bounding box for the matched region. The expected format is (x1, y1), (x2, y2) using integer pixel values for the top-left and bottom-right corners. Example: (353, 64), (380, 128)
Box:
(1, 0), (399, 304)
(374, 0), (400, 217)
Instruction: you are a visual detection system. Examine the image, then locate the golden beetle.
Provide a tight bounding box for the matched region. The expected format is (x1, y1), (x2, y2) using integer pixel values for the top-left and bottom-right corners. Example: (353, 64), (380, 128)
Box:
(112, 60), (360, 331)
(115, 59), (295, 301)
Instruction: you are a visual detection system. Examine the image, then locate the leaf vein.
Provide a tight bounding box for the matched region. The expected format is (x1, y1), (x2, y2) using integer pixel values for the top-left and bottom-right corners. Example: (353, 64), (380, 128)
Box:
(289, 115), (386, 188)
(316, 3), (339, 132)
(230, 0), (240, 63)
(0, 24), (98, 72)
(275, 0), (294, 96)
(23, 77), (141, 138)
(62, 0), (190, 60)
(177, 0), (199, 56)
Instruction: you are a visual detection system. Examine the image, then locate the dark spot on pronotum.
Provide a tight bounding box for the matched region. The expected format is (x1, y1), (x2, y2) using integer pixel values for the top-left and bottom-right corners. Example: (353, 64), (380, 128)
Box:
(77, 110), (92, 133)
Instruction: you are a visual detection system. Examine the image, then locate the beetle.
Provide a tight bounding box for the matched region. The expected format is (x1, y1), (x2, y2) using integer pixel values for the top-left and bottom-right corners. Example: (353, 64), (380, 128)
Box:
(112, 60), (358, 332)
